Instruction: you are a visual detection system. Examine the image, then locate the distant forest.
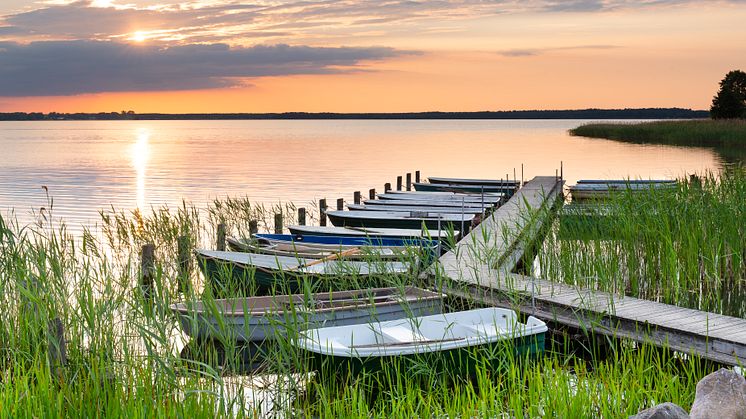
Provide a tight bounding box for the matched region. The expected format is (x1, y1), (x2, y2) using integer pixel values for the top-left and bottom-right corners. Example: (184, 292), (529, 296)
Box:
(0, 108), (709, 121)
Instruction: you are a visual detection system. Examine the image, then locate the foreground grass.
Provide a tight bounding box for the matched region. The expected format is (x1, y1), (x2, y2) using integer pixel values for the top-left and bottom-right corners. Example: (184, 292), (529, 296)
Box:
(539, 167), (746, 317)
(0, 188), (733, 417)
(570, 120), (746, 163)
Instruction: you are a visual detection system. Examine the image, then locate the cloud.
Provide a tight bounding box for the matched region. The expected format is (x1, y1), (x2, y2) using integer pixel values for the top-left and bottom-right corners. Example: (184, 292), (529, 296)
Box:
(0, 40), (409, 96)
(497, 44), (620, 57)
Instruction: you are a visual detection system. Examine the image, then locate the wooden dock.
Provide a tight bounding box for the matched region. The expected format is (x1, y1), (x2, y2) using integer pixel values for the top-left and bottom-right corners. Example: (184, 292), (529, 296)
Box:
(432, 176), (746, 365)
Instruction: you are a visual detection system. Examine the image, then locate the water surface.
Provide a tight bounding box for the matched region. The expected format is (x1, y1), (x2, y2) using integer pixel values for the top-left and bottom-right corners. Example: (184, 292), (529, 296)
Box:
(0, 119), (722, 231)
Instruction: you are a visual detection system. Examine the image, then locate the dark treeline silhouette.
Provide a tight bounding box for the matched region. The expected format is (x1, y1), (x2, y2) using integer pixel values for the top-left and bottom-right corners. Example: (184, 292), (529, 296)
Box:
(0, 108), (708, 121)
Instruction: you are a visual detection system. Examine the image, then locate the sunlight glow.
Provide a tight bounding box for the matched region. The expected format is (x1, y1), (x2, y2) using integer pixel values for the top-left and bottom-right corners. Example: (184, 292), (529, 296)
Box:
(131, 129), (150, 209)
(132, 31), (146, 42)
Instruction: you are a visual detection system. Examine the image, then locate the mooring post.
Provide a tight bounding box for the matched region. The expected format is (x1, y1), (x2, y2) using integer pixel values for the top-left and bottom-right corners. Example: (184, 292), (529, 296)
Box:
(384, 183), (391, 192)
(560, 161), (564, 181)
(336, 198), (344, 210)
(216, 223), (226, 251)
(396, 176), (403, 191)
(521, 164), (524, 187)
(249, 220), (258, 236)
(415, 170), (420, 183)
(319, 199), (327, 226)
(354, 191), (361, 204)
(140, 243), (155, 299)
(47, 317), (67, 380)
(177, 235), (191, 293)
(274, 213), (283, 234)
(298, 207), (306, 225)
(406, 173), (412, 191)
(369, 188), (376, 200)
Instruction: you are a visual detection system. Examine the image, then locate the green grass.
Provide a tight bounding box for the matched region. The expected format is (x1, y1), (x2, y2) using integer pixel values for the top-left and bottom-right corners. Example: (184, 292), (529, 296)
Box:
(570, 120), (746, 163)
(537, 168), (746, 317)
(0, 186), (735, 417)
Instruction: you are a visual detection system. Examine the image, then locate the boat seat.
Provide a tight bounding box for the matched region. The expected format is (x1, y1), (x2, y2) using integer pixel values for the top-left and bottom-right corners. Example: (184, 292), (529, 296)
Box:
(463, 323), (503, 337)
(380, 325), (427, 343)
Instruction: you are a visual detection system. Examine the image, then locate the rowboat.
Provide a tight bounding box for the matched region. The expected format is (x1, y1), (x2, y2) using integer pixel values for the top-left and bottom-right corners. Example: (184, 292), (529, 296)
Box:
(576, 179), (676, 185)
(296, 307), (548, 376)
(413, 182), (517, 195)
(227, 236), (403, 260)
(326, 210), (476, 232)
(378, 192), (504, 204)
(287, 226), (460, 241)
(170, 286), (444, 342)
(363, 199), (493, 209)
(196, 249), (411, 296)
(428, 176), (521, 187)
(228, 234), (440, 261)
(570, 182), (677, 201)
(347, 203), (486, 215)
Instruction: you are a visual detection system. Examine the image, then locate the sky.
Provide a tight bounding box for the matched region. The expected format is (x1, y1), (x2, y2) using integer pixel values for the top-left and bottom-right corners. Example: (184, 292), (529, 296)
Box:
(0, 0), (745, 113)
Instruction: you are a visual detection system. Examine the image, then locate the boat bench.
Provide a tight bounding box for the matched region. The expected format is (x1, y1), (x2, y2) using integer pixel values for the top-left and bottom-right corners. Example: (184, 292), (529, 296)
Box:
(462, 323), (504, 337)
(380, 325), (427, 343)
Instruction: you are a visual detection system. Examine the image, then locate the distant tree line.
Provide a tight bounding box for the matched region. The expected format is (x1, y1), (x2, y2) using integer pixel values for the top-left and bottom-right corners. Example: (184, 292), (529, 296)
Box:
(0, 108), (709, 121)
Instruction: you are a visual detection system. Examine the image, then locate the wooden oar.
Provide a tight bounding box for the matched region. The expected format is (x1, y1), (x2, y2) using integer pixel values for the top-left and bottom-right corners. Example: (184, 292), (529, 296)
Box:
(288, 247), (362, 271)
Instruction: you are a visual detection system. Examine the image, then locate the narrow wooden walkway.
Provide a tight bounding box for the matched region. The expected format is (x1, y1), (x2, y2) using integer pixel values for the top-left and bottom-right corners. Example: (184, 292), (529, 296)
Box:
(432, 176), (746, 365)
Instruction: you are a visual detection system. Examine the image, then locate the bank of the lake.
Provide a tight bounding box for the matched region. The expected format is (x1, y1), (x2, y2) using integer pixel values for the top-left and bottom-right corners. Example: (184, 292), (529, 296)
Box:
(570, 120), (746, 163)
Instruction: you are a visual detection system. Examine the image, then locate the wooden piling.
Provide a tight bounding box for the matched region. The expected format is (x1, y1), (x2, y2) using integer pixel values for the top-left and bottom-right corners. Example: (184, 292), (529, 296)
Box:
(336, 198), (344, 210)
(274, 213), (283, 234)
(396, 176), (403, 191)
(298, 207), (306, 225)
(406, 173), (412, 191)
(319, 199), (327, 226)
(354, 191), (361, 204)
(384, 183), (391, 192)
(140, 243), (155, 299)
(177, 235), (191, 293)
(249, 220), (258, 236)
(216, 223), (226, 251)
(369, 188), (376, 200)
(415, 170), (420, 183)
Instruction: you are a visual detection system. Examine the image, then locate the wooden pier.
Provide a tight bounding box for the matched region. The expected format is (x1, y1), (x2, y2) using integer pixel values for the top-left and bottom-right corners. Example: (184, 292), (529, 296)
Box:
(432, 176), (746, 365)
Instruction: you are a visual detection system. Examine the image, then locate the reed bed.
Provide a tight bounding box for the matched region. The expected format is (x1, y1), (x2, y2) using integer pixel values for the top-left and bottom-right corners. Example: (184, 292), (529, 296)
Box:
(0, 190), (727, 417)
(537, 168), (746, 317)
(569, 120), (746, 163)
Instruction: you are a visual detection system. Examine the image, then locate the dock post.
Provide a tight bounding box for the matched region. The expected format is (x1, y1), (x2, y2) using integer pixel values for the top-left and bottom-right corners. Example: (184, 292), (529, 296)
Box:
(384, 183), (391, 192)
(298, 207), (306, 225)
(140, 243), (155, 299)
(354, 191), (361, 204)
(319, 199), (327, 226)
(177, 235), (191, 293)
(369, 188), (376, 200)
(560, 161), (563, 181)
(521, 164), (524, 187)
(274, 213), (283, 234)
(406, 173), (412, 191)
(249, 220), (258, 236)
(216, 223), (226, 251)
(415, 170), (420, 183)
(396, 176), (403, 191)
(336, 198), (344, 210)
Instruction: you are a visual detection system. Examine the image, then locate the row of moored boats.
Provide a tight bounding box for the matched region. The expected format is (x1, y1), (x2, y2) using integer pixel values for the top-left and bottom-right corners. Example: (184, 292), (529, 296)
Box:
(170, 175), (549, 375)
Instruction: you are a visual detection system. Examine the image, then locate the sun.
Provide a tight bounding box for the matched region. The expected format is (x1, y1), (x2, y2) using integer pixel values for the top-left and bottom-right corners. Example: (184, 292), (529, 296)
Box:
(132, 31), (146, 42)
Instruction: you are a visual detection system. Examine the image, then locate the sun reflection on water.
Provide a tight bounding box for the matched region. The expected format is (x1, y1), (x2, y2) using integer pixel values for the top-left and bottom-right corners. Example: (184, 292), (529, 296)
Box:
(131, 129), (150, 209)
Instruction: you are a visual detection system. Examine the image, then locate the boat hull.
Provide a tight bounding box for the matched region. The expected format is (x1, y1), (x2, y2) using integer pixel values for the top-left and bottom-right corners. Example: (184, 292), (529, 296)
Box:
(171, 287), (444, 342)
(287, 226), (459, 241)
(413, 182), (517, 196)
(327, 211), (473, 232)
(305, 333), (545, 378)
(196, 251), (411, 297)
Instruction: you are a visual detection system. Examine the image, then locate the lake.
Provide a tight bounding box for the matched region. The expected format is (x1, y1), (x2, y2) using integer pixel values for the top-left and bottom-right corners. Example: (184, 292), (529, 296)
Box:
(0, 119), (722, 231)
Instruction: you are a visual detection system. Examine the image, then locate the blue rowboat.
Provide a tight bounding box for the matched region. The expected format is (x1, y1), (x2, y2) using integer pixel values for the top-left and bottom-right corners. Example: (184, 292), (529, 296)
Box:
(363, 199), (493, 209)
(347, 203), (486, 215)
(326, 210), (476, 232)
(287, 226), (460, 241)
(378, 191), (504, 204)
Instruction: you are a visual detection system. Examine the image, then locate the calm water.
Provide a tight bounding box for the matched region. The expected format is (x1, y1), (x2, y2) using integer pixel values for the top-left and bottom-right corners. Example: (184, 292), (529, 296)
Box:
(0, 119), (722, 231)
